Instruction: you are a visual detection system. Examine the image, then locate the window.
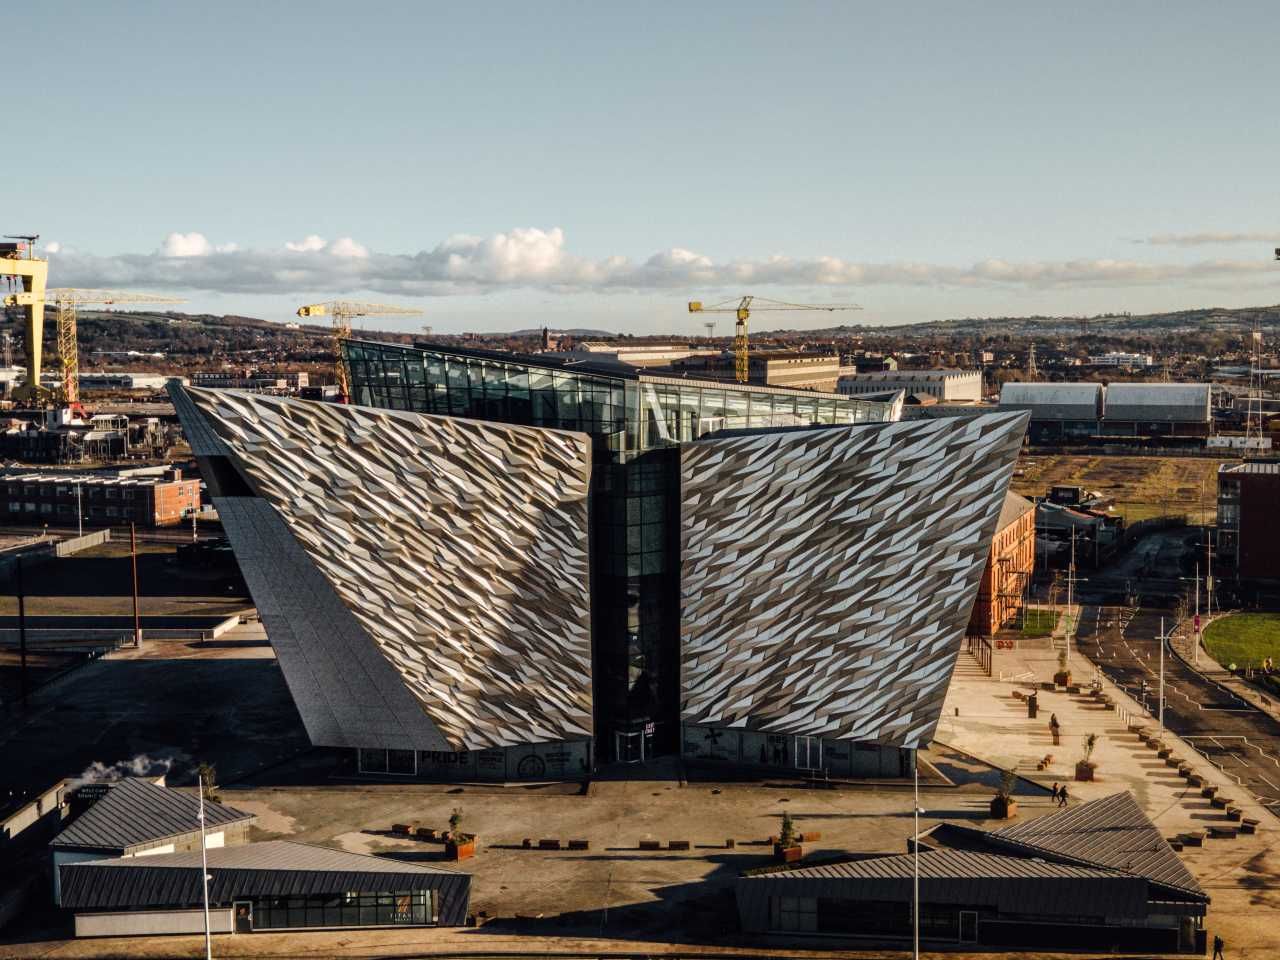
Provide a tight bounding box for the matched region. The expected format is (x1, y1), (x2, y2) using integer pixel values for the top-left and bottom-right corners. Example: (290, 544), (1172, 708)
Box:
(772, 896), (817, 932)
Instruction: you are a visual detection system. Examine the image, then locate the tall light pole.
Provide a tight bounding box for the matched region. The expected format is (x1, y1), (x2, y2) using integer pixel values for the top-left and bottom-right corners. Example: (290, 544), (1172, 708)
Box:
(197, 778), (213, 960)
(913, 750), (920, 960)
(75, 482), (82, 538)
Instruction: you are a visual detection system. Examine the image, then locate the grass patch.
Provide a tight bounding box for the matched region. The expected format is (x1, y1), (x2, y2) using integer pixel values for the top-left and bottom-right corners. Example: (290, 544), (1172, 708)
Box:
(1203, 613), (1280, 669)
(1022, 609), (1061, 638)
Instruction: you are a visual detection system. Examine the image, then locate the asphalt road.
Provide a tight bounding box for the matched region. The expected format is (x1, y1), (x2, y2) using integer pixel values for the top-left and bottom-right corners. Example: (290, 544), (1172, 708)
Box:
(1078, 603), (1280, 815)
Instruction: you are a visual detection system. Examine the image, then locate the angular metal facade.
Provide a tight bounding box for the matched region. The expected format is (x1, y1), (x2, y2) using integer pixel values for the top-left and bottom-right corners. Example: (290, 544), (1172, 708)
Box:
(181, 387), (594, 752)
(679, 412), (1029, 747)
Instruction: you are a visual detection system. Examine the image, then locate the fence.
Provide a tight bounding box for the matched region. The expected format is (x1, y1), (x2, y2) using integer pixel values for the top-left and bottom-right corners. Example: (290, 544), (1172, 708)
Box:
(53, 528), (111, 557)
(966, 635), (993, 676)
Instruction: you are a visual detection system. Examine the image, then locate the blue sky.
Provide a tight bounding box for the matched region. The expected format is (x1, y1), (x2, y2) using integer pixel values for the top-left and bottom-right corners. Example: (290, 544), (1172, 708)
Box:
(11, 2), (1280, 332)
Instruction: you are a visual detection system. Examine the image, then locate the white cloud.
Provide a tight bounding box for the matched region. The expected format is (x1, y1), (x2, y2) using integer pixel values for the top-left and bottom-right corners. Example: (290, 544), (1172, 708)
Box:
(284, 234), (328, 252)
(40, 227), (1280, 299)
(44, 241), (61, 254)
(1143, 231), (1280, 247)
(159, 232), (238, 257)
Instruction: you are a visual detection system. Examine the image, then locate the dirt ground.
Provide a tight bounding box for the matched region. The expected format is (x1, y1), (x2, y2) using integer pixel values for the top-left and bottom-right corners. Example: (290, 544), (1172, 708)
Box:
(1011, 453), (1234, 523)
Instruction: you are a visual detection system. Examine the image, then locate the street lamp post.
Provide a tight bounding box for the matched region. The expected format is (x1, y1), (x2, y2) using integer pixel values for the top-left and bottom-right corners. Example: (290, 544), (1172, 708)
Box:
(75, 482), (82, 538)
(197, 779), (213, 960)
(913, 751), (920, 960)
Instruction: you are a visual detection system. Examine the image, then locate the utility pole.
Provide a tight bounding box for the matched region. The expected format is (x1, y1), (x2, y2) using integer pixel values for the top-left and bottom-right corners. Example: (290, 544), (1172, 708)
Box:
(75, 482), (82, 538)
(130, 523), (142, 647)
(1154, 617), (1177, 733)
(1182, 563), (1201, 665)
(16, 556), (28, 707)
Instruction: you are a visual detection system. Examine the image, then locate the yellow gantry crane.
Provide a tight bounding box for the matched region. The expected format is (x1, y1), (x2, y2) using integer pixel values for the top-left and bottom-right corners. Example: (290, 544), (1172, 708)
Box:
(688, 296), (863, 383)
(45, 289), (186, 409)
(296, 301), (424, 402)
(1, 235), (48, 401)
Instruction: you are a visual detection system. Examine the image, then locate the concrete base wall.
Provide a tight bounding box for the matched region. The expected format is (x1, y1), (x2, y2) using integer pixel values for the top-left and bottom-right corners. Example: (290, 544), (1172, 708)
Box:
(75, 907), (234, 938)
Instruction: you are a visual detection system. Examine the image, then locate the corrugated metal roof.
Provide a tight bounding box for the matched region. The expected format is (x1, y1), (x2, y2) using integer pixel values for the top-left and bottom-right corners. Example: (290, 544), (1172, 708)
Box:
(59, 840), (470, 924)
(51, 778), (255, 853)
(1000, 382), (1103, 420)
(1104, 382), (1211, 423)
(754, 848), (1124, 882)
(990, 791), (1204, 899)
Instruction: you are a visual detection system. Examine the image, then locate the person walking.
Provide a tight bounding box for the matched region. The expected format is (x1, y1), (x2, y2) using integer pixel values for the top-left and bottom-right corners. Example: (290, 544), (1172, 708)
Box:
(1050, 782), (1061, 803)
(1058, 783), (1069, 807)
(1213, 934), (1225, 959)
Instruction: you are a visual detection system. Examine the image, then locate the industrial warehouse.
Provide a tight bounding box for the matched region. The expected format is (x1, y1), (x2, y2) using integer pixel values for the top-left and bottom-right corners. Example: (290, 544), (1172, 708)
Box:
(999, 381), (1214, 444)
(169, 340), (1028, 779)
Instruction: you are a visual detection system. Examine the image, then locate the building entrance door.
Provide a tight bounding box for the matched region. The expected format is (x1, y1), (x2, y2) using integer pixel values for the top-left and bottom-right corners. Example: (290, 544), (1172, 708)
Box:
(615, 729), (645, 763)
(794, 736), (821, 770)
(234, 900), (253, 933)
(959, 910), (978, 943)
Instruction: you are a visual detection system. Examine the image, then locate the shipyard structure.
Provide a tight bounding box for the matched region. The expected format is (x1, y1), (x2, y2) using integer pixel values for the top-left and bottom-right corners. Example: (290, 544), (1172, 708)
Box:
(170, 340), (1027, 780)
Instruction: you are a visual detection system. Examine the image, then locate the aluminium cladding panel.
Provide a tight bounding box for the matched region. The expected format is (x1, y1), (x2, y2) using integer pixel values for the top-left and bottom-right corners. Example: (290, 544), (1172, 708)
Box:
(999, 382), (1103, 421)
(680, 412), (1028, 747)
(171, 379), (450, 752)
(183, 388), (594, 752)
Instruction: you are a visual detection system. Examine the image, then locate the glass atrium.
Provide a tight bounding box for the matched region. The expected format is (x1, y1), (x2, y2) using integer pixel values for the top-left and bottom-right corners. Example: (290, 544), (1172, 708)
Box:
(346, 339), (896, 763)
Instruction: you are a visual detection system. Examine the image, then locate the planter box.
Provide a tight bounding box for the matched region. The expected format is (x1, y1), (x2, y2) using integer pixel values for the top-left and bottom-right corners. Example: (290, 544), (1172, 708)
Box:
(989, 797), (1018, 819)
(447, 838), (476, 861)
(1075, 761), (1096, 782)
(774, 844), (803, 863)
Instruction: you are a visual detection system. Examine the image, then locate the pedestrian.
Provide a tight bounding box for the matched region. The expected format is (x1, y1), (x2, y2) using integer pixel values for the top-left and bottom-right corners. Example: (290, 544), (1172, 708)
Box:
(1058, 783), (1069, 807)
(1050, 782), (1061, 803)
(1213, 933), (1225, 959)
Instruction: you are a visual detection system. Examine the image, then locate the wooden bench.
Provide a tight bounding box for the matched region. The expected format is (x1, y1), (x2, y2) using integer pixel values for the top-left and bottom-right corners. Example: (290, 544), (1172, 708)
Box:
(1241, 818), (1261, 835)
(1157, 746), (1173, 759)
(638, 840), (661, 851)
(1201, 785), (1219, 799)
(1165, 755), (1183, 768)
(1188, 774), (1205, 787)
(1180, 831), (1205, 847)
(668, 840), (691, 851)
(1167, 836), (1184, 851)
(538, 838), (561, 850)
(568, 839), (589, 850)
(1211, 795), (1232, 810)
(1208, 825), (1239, 840)
(1177, 764), (1193, 779)
(1225, 807), (1243, 822)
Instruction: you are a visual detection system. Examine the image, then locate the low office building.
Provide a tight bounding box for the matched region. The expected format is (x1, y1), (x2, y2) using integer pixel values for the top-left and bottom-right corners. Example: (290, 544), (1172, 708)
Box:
(736, 792), (1207, 953)
(0, 467), (200, 527)
(966, 492), (1035, 636)
(77, 372), (177, 391)
(838, 369), (982, 403)
(50, 777), (255, 905)
(59, 840), (470, 937)
(171, 341), (1026, 780)
(1217, 461), (1280, 581)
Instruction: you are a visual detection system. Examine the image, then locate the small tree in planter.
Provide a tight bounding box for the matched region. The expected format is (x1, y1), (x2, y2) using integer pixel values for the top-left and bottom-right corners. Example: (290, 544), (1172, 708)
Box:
(446, 807), (476, 861)
(773, 811), (803, 863)
(989, 769), (1018, 819)
(1076, 733), (1099, 782)
(1054, 649), (1072, 687)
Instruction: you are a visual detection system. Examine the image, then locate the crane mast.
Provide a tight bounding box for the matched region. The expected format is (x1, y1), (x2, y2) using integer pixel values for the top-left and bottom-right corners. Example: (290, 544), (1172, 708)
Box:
(688, 296), (862, 383)
(296, 301), (424, 403)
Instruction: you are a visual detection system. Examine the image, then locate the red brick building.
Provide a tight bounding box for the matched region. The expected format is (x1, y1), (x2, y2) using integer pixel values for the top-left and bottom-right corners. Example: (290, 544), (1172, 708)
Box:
(0, 468), (200, 527)
(967, 491), (1036, 636)
(1218, 462), (1280, 580)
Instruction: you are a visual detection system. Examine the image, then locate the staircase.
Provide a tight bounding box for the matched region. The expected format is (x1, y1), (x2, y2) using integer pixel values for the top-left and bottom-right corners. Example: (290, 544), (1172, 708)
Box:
(953, 650), (989, 679)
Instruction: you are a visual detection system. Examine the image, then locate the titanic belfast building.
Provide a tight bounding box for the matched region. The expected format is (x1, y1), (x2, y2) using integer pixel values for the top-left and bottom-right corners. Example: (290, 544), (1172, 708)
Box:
(171, 339), (1027, 781)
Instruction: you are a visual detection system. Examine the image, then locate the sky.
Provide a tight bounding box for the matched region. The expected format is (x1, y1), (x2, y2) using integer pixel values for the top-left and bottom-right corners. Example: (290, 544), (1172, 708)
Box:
(10, 2), (1280, 333)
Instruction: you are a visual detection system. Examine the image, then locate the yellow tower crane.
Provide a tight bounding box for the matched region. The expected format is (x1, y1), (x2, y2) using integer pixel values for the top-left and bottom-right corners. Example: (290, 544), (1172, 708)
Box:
(295, 301), (424, 403)
(44, 289), (186, 410)
(1, 235), (48, 402)
(687, 296), (863, 383)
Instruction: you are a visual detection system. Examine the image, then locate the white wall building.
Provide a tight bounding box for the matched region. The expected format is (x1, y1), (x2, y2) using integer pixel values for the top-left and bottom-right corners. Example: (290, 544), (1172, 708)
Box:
(837, 369), (983, 403)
